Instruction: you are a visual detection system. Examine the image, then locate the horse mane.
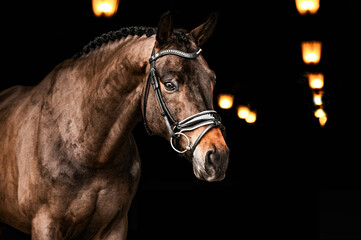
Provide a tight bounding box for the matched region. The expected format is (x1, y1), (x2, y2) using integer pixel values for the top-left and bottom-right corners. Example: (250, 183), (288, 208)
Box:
(73, 26), (189, 59)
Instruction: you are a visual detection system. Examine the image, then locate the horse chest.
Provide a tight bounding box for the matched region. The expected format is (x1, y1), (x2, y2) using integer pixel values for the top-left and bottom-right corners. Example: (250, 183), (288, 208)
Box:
(65, 187), (120, 223)
(61, 181), (131, 233)
(64, 162), (140, 225)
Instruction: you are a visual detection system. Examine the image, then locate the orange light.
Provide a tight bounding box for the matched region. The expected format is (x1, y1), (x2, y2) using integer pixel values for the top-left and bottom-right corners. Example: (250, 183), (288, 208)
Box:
(314, 108), (326, 118)
(245, 111), (257, 124)
(218, 94), (234, 109)
(313, 91), (323, 106)
(308, 73), (324, 89)
(319, 114), (327, 127)
(237, 106), (250, 119)
(295, 0), (320, 15)
(301, 41), (322, 64)
(92, 0), (119, 17)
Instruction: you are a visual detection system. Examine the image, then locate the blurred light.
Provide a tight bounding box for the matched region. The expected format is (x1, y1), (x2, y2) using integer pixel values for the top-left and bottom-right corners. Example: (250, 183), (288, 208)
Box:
(295, 0), (320, 15)
(237, 106), (250, 119)
(92, 0), (119, 17)
(245, 111), (257, 123)
(218, 94), (234, 109)
(301, 41), (322, 64)
(308, 73), (324, 89)
(98, 2), (112, 12)
(314, 108), (326, 118)
(313, 91), (323, 106)
(319, 114), (327, 127)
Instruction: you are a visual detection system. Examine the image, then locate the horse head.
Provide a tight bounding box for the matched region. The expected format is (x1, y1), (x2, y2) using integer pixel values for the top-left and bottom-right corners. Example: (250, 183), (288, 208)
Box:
(143, 12), (229, 182)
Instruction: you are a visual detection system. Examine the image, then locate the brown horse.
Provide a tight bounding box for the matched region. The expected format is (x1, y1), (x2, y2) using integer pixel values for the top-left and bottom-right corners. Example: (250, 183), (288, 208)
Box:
(0, 12), (229, 239)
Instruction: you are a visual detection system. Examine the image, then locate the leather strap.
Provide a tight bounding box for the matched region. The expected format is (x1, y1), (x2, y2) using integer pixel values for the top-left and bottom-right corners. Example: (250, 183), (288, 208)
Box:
(149, 49), (202, 63)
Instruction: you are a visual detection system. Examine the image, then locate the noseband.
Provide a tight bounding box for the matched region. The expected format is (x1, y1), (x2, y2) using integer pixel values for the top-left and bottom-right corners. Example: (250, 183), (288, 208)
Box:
(143, 46), (225, 154)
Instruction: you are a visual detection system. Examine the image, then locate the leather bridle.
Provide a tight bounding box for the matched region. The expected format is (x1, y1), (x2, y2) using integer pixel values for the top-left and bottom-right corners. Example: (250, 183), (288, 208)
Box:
(142, 46), (225, 154)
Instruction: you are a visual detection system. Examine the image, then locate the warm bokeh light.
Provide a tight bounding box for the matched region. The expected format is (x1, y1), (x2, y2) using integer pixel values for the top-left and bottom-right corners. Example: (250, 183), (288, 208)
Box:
(92, 0), (119, 17)
(245, 111), (257, 124)
(295, 0), (320, 15)
(98, 2), (112, 13)
(313, 91), (323, 106)
(218, 94), (234, 109)
(319, 114), (327, 127)
(308, 73), (324, 89)
(237, 106), (250, 119)
(301, 41), (322, 64)
(314, 108), (326, 118)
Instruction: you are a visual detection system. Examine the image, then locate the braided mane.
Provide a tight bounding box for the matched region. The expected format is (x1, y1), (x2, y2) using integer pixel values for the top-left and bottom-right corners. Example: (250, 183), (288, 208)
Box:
(73, 26), (189, 59)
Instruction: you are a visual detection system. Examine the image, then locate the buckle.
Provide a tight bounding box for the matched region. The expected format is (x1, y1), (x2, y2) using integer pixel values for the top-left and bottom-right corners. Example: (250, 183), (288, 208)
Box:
(170, 132), (192, 154)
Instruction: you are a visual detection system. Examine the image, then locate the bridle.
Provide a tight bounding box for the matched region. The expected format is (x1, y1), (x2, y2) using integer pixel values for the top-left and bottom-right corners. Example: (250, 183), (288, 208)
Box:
(142, 46), (225, 155)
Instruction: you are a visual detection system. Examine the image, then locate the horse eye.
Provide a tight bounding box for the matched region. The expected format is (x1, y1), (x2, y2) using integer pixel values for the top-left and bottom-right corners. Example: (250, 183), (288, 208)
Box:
(164, 82), (176, 91)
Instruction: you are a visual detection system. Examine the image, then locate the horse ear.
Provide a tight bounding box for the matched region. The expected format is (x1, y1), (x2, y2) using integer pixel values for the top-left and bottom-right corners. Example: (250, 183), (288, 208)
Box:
(189, 13), (217, 47)
(156, 11), (173, 47)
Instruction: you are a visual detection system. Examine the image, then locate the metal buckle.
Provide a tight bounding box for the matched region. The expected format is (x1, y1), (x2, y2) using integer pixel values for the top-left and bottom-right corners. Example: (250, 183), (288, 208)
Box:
(170, 132), (192, 154)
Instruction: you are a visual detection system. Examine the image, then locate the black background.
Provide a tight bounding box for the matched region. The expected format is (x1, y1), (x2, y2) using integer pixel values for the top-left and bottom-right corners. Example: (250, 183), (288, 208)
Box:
(0, 0), (360, 239)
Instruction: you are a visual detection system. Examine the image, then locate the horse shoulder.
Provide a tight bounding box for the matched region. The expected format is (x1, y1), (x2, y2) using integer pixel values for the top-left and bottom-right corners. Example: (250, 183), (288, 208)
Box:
(0, 85), (38, 233)
(36, 134), (140, 236)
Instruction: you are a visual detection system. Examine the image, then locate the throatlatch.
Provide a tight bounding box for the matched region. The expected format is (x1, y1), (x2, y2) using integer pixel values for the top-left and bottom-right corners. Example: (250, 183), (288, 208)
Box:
(143, 47), (225, 154)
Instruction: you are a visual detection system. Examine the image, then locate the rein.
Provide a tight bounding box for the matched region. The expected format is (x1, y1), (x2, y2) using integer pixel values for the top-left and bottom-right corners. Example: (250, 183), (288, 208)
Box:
(143, 46), (225, 154)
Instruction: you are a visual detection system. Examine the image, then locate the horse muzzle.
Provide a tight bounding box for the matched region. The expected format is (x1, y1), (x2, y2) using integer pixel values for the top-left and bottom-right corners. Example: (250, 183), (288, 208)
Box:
(190, 127), (229, 182)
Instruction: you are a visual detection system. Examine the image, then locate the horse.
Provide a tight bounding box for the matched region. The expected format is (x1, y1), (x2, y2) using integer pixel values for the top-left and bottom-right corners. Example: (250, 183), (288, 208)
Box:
(0, 12), (229, 239)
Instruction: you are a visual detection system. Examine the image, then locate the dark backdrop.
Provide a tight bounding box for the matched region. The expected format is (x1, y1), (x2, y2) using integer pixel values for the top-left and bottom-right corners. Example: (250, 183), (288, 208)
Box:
(0, 1), (359, 239)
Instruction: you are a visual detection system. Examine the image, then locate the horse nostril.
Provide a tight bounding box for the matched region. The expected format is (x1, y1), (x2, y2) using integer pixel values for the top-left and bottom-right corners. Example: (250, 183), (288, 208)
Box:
(205, 148), (219, 171)
(202, 146), (229, 181)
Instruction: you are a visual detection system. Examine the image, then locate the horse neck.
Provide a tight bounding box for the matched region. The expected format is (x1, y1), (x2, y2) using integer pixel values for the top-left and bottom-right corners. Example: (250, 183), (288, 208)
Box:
(44, 35), (155, 167)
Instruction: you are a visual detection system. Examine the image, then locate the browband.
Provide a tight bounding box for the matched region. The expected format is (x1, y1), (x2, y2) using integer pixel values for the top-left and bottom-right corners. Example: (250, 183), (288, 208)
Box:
(149, 49), (202, 63)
